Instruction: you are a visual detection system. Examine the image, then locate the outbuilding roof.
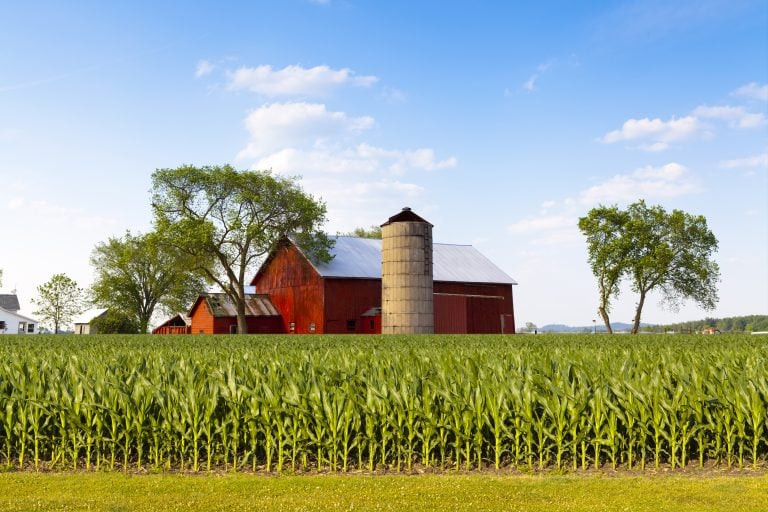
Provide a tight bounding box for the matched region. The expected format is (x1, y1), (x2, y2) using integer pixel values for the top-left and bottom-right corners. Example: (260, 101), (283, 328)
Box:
(299, 236), (517, 285)
(189, 293), (280, 318)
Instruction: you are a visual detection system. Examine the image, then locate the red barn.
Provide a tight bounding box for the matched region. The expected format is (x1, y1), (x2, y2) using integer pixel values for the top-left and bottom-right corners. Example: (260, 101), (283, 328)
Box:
(251, 236), (516, 334)
(187, 292), (284, 334)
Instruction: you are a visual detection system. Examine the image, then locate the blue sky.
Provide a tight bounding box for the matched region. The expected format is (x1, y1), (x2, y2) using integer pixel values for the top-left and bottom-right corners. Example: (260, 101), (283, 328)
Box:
(1, 0), (766, 328)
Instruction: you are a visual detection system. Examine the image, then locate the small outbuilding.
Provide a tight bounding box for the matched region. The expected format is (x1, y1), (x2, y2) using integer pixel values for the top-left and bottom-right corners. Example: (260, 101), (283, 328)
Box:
(73, 309), (108, 335)
(152, 313), (192, 335)
(187, 292), (283, 334)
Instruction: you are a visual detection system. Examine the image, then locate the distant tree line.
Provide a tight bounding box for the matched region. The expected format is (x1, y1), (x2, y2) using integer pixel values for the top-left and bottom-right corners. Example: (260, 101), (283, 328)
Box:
(640, 315), (768, 333)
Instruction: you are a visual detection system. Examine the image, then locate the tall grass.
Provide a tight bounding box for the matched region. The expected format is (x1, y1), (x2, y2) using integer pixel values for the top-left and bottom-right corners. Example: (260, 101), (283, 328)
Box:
(0, 334), (765, 472)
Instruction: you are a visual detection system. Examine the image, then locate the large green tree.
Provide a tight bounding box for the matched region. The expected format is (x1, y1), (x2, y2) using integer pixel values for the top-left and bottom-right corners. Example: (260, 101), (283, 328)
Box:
(623, 201), (719, 334)
(579, 201), (720, 334)
(151, 165), (333, 334)
(577, 205), (631, 334)
(90, 231), (206, 333)
(33, 273), (86, 333)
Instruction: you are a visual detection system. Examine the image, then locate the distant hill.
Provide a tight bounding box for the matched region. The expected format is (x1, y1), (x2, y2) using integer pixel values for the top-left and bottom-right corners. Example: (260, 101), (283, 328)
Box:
(537, 314), (768, 333)
(539, 322), (641, 333)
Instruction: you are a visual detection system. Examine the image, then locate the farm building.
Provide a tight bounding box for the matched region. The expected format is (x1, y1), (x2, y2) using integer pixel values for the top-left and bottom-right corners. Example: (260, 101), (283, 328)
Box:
(0, 293), (39, 334)
(152, 313), (192, 334)
(74, 308), (108, 334)
(186, 292), (283, 335)
(251, 208), (517, 335)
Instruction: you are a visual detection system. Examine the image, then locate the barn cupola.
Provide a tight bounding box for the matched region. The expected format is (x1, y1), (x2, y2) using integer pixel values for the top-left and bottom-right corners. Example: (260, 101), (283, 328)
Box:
(380, 207), (434, 334)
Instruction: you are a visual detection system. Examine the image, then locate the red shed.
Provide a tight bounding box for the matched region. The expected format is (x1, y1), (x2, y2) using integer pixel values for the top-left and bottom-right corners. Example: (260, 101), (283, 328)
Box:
(187, 292), (284, 334)
(152, 313), (191, 335)
(251, 236), (516, 334)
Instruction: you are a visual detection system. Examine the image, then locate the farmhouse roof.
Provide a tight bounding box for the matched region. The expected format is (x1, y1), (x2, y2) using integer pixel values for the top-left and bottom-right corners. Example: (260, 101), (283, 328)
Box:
(0, 294), (21, 312)
(0, 306), (39, 324)
(270, 236), (517, 285)
(189, 293), (280, 318)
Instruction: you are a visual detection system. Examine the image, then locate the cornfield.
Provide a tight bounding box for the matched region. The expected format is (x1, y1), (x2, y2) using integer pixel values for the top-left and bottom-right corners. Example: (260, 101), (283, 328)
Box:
(0, 334), (765, 472)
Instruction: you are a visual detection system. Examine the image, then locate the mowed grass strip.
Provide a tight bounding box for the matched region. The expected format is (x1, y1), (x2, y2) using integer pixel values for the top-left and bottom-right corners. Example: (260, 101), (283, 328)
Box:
(1, 473), (766, 512)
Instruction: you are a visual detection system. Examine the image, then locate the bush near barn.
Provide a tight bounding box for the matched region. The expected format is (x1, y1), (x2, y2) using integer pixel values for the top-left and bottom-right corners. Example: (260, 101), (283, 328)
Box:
(0, 334), (765, 472)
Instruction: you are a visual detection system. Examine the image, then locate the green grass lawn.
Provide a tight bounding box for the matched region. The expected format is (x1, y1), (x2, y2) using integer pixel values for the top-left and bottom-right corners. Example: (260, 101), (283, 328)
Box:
(1, 472), (767, 512)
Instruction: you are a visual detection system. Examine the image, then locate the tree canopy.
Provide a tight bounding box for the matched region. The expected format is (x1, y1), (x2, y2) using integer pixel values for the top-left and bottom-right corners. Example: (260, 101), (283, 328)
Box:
(151, 164), (333, 333)
(33, 273), (86, 333)
(579, 201), (720, 334)
(341, 226), (382, 239)
(90, 231), (206, 333)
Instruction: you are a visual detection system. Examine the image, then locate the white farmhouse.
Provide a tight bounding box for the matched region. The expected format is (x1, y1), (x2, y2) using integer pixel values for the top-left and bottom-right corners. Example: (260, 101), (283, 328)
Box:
(0, 294), (39, 334)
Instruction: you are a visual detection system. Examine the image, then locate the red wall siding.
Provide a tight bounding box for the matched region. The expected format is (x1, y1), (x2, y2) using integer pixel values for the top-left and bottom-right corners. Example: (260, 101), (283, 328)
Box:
(324, 279), (381, 333)
(434, 282), (515, 334)
(252, 244), (325, 334)
(190, 300), (215, 334)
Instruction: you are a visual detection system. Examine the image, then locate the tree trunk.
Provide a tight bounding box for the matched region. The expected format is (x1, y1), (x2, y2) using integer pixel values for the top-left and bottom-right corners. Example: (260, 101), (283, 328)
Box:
(598, 306), (613, 334)
(235, 288), (248, 334)
(632, 291), (647, 334)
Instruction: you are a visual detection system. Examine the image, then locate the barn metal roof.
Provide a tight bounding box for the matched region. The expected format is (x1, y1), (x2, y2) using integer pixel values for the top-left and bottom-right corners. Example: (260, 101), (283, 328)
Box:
(306, 236), (517, 285)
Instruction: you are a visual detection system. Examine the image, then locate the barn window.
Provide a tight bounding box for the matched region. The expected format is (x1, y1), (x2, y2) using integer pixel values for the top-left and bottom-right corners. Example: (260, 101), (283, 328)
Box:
(0, 321), (6, 331)
(289, 322), (295, 332)
(27, 324), (34, 333)
(229, 324), (237, 334)
(309, 322), (316, 333)
(346, 320), (356, 332)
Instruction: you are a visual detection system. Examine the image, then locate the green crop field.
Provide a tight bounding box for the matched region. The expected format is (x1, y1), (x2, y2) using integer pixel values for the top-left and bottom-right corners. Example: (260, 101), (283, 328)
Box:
(0, 334), (765, 474)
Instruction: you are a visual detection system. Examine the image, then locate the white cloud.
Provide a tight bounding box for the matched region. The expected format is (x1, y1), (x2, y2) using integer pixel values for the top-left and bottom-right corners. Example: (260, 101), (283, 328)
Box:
(521, 60), (555, 93)
(599, 116), (701, 147)
(693, 105), (766, 128)
(579, 163), (699, 204)
(600, 102), (765, 150)
(228, 64), (378, 97)
(731, 82), (768, 102)
(237, 102), (374, 160)
(195, 60), (215, 78)
(719, 153), (768, 169)
(254, 143), (456, 177)
(508, 215), (576, 234)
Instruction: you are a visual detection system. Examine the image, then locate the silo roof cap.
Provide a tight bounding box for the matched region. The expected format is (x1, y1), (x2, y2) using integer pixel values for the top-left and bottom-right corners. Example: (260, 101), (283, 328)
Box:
(381, 207), (433, 227)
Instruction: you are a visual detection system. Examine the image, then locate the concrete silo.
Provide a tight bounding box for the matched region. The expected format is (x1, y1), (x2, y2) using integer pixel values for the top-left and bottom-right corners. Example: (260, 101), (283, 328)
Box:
(381, 207), (434, 334)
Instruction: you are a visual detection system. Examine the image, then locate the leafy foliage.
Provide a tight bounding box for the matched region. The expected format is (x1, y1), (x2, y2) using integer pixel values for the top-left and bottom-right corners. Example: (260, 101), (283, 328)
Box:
(0, 334), (765, 473)
(579, 201), (720, 333)
(90, 231), (205, 333)
(151, 165), (333, 333)
(89, 309), (141, 334)
(340, 226), (382, 239)
(32, 273), (86, 333)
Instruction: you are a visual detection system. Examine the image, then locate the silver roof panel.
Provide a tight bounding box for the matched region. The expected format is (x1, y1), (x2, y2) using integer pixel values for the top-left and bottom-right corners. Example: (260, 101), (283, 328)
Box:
(307, 236), (516, 285)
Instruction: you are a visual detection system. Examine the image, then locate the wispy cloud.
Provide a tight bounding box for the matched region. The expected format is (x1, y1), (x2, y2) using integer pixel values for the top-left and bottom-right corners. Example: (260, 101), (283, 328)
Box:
(599, 101), (765, 151)
(522, 61), (554, 93)
(579, 163), (699, 204)
(236, 102), (374, 160)
(693, 105), (765, 128)
(719, 153), (768, 169)
(506, 162), (700, 245)
(599, 116), (701, 150)
(731, 82), (768, 102)
(195, 59), (215, 78)
(228, 64), (378, 97)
